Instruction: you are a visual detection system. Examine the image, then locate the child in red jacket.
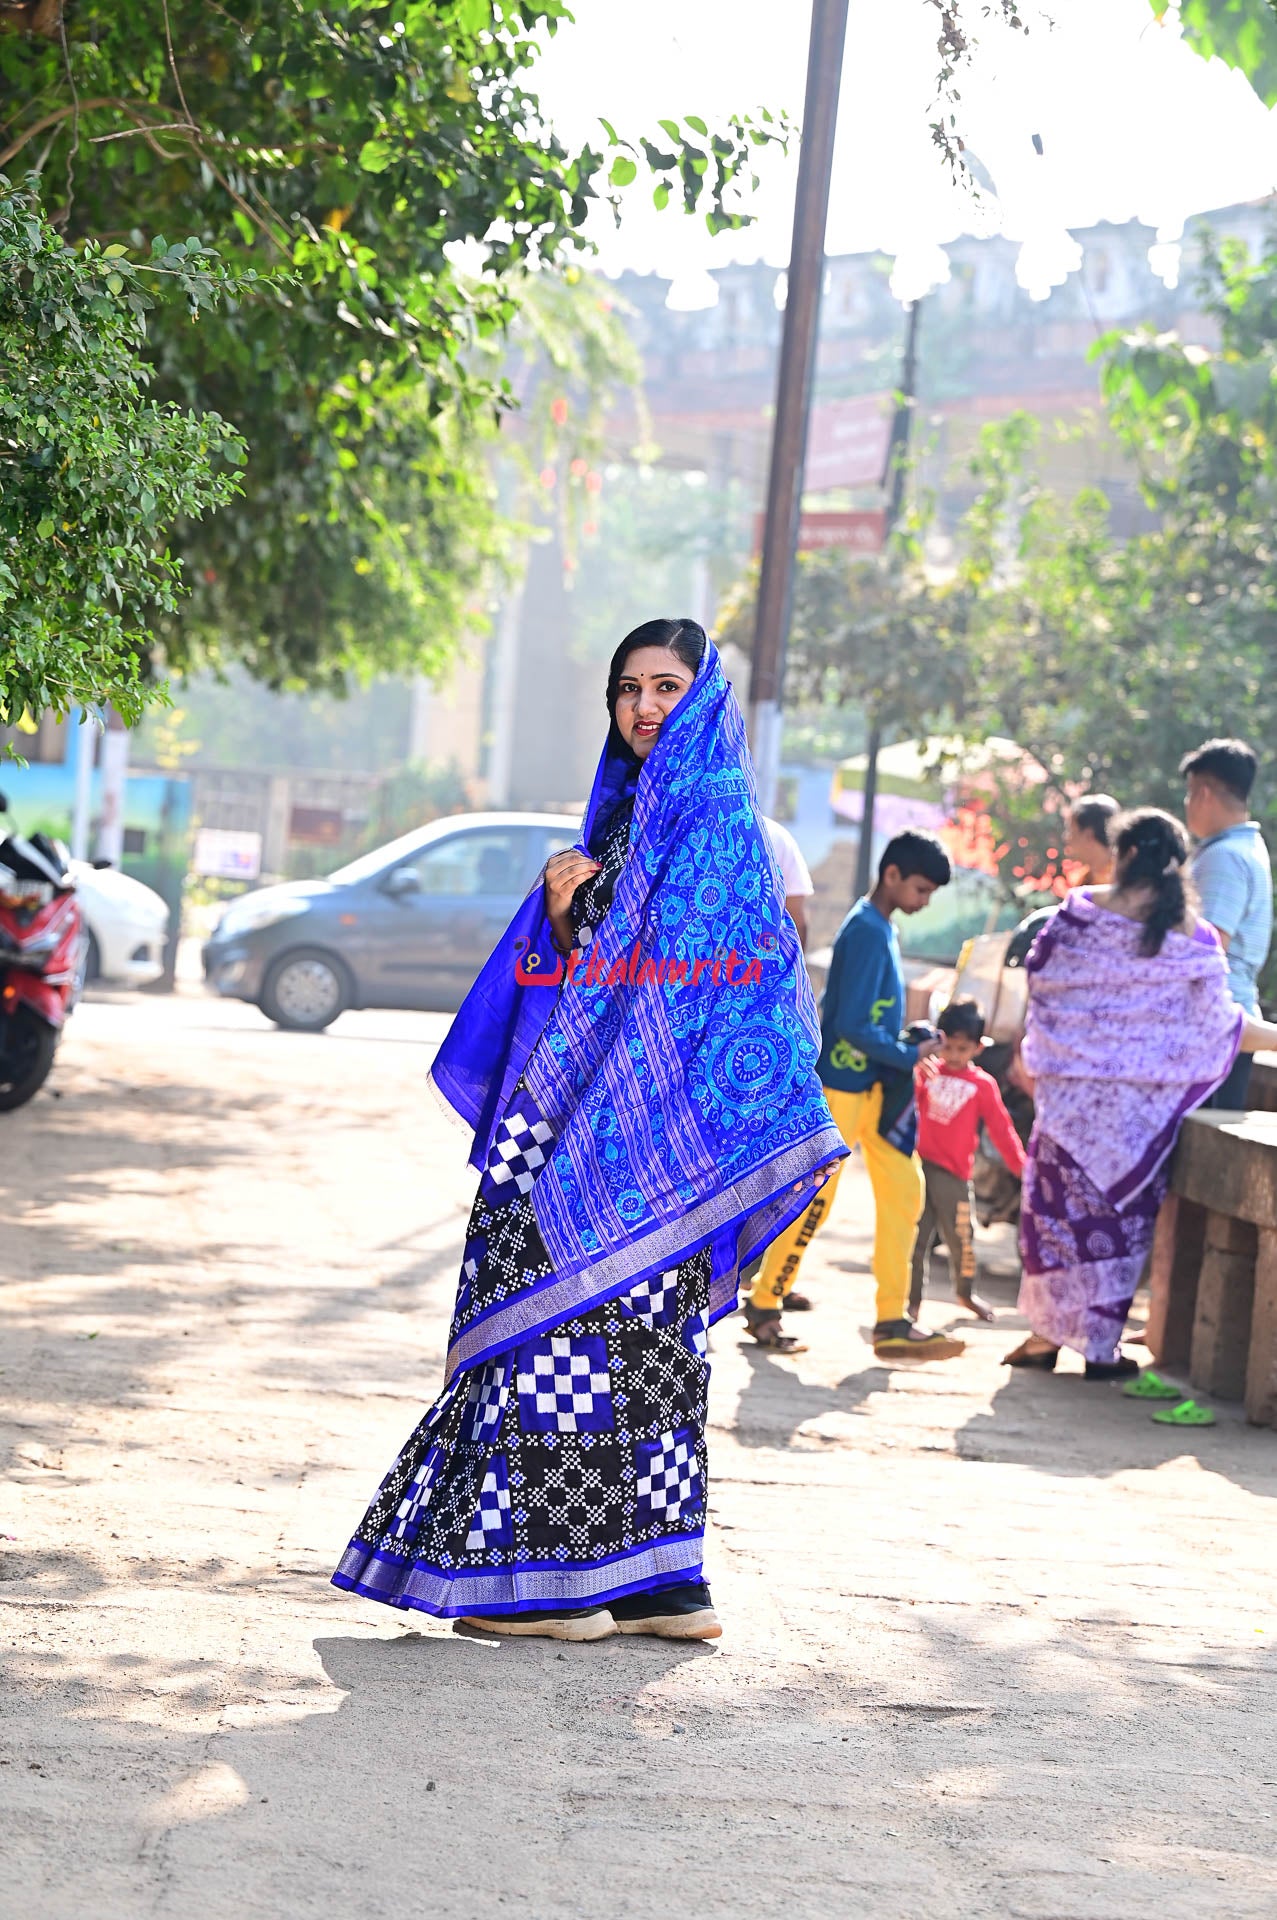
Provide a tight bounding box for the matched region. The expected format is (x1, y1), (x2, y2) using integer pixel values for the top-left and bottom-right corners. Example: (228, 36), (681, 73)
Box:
(909, 997), (1026, 1322)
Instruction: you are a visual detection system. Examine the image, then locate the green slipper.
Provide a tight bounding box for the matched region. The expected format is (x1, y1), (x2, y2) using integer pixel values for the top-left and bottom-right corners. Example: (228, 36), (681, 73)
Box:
(1122, 1369), (1183, 1401)
(1152, 1398), (1217, 1427)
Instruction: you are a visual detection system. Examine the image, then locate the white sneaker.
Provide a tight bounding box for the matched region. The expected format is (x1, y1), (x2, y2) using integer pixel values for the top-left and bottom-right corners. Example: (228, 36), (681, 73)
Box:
(457, 1607), (617, 1641)
(614, 1606), (721, 1641)
(609, 1582), (722, 1640)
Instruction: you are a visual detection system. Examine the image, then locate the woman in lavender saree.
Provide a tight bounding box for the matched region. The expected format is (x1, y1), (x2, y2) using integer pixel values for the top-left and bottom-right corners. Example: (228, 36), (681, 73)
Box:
(1007, 808), (1277, 1380)
(333, 619), (845, 1640)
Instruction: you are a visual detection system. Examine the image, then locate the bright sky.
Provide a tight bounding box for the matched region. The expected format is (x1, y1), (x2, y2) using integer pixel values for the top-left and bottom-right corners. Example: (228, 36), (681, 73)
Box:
(533, 0), (1277, 304)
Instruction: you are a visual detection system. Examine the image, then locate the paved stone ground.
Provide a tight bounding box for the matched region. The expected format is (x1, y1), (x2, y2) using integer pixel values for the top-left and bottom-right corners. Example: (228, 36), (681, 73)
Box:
(3, 988), (1276, 1919)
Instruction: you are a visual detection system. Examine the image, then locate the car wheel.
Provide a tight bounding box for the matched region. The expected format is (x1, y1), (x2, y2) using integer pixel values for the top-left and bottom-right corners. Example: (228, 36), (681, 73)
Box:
(260, 948), (350, 1032)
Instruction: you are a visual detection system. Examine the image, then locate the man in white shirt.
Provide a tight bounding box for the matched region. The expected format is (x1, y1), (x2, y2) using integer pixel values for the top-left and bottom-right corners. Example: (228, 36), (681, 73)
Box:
(763, 817), (814, 949)
(1182, 736), (1273, 1109)
(752, 815), (819, 1326)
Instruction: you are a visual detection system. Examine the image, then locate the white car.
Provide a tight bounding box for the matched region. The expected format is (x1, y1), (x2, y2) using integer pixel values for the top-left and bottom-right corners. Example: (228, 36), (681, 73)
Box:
(70, 862), (170, 988)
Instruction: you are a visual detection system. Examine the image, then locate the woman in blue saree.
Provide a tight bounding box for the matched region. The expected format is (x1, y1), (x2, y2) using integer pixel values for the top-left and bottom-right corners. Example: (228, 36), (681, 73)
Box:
(333, 619), (845, 1640)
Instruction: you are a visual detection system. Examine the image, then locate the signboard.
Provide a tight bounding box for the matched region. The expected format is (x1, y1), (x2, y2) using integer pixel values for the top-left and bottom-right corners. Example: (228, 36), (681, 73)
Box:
(194, 827), (262, 880)
(754, 509), (885, 556)
(289, 805), (347, 847)
(804, 394), (892, 492)
(798, 509), (884, 554)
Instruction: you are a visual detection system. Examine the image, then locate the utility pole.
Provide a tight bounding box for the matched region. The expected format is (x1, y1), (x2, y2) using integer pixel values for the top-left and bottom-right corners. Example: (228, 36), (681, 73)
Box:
(747, 0), (850, 814)
(70, 707), (96, 862)
(485, 565), (526, 808)
(94, 707), (129, 867)
(851, 293), (924, 901)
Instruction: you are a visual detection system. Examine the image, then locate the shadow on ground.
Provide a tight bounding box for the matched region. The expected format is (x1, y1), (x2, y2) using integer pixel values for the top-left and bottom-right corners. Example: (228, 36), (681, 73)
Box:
(730, 1342), (895, 1449)
(7, 1609), (1277, 1920)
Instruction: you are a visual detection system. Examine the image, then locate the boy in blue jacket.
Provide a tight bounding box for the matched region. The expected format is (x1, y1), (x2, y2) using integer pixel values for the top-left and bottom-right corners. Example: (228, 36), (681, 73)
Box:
(745, 830), (964, 1360)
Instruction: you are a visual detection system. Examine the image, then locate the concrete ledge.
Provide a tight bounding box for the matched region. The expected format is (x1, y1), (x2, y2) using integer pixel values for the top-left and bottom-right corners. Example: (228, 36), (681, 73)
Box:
(1170, 1111), (1277, 1423)
(1248, 1233), (1277, 1426)
(1172, 1109), (1277, 1228)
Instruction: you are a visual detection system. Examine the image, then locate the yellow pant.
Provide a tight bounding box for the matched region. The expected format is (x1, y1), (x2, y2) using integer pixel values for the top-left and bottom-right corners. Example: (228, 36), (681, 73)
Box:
(751, 1082), (924, 1326)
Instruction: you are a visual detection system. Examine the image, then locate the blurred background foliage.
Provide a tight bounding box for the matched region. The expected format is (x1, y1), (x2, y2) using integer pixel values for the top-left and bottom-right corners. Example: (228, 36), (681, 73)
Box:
(1, 0), (785, 699)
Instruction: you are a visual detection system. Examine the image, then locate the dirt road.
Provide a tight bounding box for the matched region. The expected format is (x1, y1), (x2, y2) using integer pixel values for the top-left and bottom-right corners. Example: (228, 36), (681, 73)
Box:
(3, 988), (1276, 1918)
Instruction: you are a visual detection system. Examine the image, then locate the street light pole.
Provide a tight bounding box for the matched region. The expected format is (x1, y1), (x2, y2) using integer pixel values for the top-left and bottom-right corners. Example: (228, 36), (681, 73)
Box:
(747, 0), (850, 814)
(852, 292), (924, 902)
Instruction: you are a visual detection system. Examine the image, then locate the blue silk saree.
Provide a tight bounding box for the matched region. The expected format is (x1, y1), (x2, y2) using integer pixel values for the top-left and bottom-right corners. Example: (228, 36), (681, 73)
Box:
(333, 642), (846, 1617)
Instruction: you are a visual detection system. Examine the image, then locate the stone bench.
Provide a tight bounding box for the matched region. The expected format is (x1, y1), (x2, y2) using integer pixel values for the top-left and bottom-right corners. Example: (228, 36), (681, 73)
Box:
(1164, 1110), (1277, 1426)
(1248, 1050), (1277, 1112)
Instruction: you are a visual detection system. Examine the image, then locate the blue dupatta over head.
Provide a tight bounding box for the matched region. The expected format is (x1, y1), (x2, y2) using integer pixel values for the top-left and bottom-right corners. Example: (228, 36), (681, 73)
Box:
(430, 641), (847, 1378)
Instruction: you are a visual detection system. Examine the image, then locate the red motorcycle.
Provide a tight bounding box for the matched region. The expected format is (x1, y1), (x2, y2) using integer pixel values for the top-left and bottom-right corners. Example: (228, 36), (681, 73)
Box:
(0, 792), (83, 1110)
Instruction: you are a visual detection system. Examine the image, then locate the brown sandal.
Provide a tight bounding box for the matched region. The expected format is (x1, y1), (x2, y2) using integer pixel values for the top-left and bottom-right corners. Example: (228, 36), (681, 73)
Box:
(1002, 1337), (1058, 1370)
(742, 1305), (807, 1353)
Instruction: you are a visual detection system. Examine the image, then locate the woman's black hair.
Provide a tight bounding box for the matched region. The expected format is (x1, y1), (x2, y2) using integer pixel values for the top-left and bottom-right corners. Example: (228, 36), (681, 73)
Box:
(1069, 793), (1119, 846)
(1112, 806), (1196, 956)
(605, 617), (707, 722)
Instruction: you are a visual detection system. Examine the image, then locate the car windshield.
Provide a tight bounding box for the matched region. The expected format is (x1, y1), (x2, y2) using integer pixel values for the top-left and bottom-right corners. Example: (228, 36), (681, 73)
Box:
(325, 827), (441, 887)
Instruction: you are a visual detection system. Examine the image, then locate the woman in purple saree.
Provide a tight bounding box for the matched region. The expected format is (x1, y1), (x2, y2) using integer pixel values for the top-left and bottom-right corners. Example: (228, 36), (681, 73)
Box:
(1007, 808), (1277, 1379)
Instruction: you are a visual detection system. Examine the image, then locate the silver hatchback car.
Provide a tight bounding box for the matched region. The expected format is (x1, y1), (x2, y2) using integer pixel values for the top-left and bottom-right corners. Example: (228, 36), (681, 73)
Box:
(202, 810), (580, 1030)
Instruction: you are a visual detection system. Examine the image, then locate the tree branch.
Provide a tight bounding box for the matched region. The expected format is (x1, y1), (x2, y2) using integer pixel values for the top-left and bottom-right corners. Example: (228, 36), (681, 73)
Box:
(185, 144), (293, 260)
(0, 97), (292, 259)
(90, 122), (197, 145)
(0, 97), (157, 168)
(160, 0), (196, 133)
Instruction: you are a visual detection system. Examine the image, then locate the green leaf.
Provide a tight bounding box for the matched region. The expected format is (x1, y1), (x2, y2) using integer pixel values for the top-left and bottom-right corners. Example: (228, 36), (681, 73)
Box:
(106, 272), (124, 295)
(653, 181), (670, 211)
(103, 243), (128, 259)
(609, 155), (638, 187)
(685, 115), (708, 135)
(358, 138), (395, 174)
(658, 119), (680, 142)
(1166, 0), (1277, 108)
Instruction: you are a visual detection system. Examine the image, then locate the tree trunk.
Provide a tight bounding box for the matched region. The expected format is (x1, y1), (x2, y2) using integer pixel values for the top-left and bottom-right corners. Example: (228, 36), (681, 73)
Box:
(0, 1), (65, 35)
